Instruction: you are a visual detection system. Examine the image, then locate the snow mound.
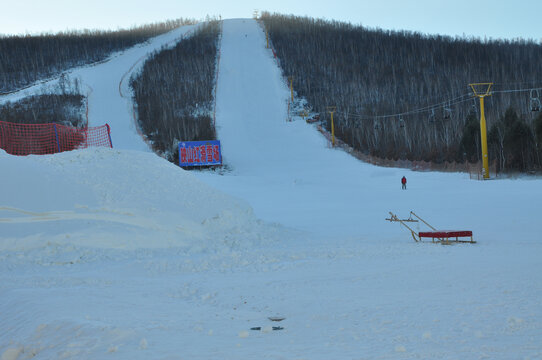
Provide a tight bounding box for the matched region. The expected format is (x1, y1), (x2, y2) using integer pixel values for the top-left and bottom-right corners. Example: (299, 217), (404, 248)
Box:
(0, 148), (285, 253)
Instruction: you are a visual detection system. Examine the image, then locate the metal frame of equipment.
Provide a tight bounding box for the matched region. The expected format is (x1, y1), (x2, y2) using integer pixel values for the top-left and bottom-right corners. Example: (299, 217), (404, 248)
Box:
(386, 211), (475, 244)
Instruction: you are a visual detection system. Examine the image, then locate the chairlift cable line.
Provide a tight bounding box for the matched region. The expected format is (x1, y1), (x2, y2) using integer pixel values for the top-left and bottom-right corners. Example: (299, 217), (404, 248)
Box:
(491, 87), (542, 95)
(331, 84), (542, 122)
(335, 95), (473, 121)
(491, 80), (542, 88)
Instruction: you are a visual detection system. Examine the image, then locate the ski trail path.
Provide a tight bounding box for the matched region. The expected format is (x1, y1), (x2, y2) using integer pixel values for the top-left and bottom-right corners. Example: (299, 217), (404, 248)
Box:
(0, 24), (198, 152)
(199, 19), (406, 238)
(80, 25), (198, 151)
(212, 19), (291, 173)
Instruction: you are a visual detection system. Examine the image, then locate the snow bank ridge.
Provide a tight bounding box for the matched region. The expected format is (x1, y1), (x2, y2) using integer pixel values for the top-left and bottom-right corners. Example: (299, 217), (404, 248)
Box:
(0, 148), (285, 254)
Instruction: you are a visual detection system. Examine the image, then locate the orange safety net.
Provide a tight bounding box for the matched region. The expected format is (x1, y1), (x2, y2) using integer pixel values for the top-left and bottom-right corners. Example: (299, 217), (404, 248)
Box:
(0, 120), (112, 156)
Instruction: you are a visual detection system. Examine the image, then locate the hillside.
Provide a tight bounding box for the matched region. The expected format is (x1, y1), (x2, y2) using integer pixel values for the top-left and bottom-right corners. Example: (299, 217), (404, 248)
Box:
(130, 21), (220, 162)
(1, 19), (542, 359)
(0, 19), (193, 94)
(261, 13), (542, 172)
(3, 14), (542, 173)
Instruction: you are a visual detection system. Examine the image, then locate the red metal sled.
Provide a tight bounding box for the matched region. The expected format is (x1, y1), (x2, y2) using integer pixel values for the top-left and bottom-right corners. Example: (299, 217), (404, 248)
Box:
(386, 211), (475, 244)
(419, 230), (474, 243)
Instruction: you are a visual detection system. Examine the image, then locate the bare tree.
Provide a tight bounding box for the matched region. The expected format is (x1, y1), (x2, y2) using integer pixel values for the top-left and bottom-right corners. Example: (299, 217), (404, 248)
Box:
(261, 12), (542, 169)
(130, 21), (220, 163)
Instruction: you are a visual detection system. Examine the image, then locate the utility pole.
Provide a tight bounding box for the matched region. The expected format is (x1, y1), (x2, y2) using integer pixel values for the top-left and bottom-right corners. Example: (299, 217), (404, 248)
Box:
(469, 82), (493, 179)
(288, 76), (294, 103)
(327, 106), (337, 147)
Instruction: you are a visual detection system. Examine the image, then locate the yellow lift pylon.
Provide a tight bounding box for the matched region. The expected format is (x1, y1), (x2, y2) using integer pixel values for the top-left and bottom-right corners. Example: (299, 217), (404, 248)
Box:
(469, 82), (493, 180)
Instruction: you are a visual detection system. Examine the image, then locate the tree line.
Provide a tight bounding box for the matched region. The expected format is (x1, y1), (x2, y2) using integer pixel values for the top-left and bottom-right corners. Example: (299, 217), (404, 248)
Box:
(461, 106), (542, 172)
(0, 19), (194, 93)
(0, 94), (85, 127)
(0, 76), (86, 127)
(130, 21), (220, 163)
(261, 13), (542, 172)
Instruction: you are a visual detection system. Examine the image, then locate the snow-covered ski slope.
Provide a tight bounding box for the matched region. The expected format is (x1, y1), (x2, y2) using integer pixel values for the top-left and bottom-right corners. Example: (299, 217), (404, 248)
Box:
(0, 24), (198, 152)
(199, 19), (542, 242)
(1, 19), (542, 359)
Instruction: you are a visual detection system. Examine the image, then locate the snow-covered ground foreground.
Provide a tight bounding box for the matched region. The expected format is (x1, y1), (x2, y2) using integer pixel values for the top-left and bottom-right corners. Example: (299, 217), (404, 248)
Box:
(2, 19), (542, 360)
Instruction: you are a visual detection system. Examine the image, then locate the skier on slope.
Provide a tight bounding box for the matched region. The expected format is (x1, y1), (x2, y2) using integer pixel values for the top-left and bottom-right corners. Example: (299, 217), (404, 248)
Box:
(401, 176), (407, 190)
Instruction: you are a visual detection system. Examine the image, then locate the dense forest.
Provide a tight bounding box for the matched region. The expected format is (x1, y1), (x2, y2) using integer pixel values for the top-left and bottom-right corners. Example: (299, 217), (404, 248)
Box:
(130, 21), (220, 163)
(0, 75), (86, 127)
(261, 13), (542, 172)
(0, 19), (193, 137)
(0, 94), (85, 127)
(0, 19), (194, 94)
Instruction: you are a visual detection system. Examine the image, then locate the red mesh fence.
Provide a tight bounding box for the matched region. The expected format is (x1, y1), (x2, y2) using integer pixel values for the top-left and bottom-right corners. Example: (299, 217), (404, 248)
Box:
(0, 120), (112, 156)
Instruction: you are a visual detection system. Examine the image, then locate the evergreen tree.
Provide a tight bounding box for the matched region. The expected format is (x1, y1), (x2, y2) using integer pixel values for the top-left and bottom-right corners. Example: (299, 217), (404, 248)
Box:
(502, 108), (535, 171)
(459, 111), (480, 163)
(489, 107), (537, 172)
(534, 112), (542, 145)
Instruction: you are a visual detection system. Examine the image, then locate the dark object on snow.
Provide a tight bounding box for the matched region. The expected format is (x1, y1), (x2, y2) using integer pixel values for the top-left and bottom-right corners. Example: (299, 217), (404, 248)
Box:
(268, 316), (285, 322)
(401, 176), (407, 190)
(250, 326), (284, 331)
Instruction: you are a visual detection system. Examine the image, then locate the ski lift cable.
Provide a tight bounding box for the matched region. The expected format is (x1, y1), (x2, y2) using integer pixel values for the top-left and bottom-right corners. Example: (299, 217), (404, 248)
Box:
(333, 85), (542, 122)
(337, 97), (470, 120)
(491, 80), (542, 89)
(335, 94), (473, 121)
(491, 87), (542, 95)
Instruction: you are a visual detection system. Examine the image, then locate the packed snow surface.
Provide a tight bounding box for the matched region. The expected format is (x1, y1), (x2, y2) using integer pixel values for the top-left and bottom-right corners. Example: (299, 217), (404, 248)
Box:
(1, 19), (542, 359)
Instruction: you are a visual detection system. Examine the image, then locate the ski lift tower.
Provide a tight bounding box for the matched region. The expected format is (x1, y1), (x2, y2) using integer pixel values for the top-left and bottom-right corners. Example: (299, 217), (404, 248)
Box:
(469, 82), (493, 180)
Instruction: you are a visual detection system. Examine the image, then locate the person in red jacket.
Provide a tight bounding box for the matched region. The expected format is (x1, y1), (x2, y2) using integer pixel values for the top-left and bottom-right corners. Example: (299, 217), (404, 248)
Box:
(401, 176), (407, 190)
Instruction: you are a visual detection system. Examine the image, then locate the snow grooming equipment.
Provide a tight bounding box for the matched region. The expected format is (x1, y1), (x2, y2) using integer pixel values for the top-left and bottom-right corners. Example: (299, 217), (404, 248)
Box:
(386, 211), (475, 244)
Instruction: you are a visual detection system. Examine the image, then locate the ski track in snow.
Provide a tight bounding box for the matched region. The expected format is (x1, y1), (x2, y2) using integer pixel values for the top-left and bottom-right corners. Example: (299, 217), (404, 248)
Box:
(1, 19), (542, 360)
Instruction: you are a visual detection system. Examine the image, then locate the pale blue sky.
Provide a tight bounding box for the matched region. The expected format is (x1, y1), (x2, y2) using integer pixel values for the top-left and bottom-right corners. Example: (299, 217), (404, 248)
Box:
(2, 0), (541, 41)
